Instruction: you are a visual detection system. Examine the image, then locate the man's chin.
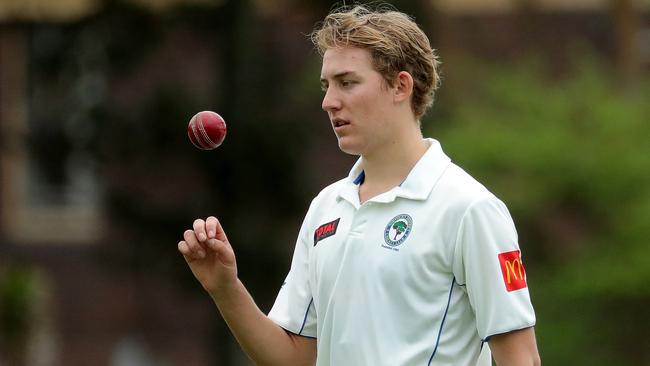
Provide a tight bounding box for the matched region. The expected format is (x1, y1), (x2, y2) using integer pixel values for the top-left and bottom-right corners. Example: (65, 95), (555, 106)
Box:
(337, 138), (362, 156)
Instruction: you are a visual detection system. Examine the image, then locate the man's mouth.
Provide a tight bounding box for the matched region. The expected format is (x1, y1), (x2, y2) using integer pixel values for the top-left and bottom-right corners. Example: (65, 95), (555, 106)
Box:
(333, 118), (350, 128)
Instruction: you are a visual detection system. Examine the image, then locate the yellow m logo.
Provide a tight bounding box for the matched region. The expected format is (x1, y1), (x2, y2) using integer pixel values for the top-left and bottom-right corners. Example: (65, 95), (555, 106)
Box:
(504, 259), (524, 284)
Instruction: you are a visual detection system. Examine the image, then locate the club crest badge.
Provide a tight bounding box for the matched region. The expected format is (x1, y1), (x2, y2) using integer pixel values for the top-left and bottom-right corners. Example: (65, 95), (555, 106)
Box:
(383, 214), (413, 247)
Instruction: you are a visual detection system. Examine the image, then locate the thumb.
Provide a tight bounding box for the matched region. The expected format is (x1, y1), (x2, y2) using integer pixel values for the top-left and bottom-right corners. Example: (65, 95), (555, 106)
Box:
(206, 239), (236, 267)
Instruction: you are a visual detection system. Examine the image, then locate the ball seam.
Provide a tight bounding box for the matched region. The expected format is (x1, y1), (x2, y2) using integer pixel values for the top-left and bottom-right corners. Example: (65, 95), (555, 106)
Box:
(197, 112), (217, 148)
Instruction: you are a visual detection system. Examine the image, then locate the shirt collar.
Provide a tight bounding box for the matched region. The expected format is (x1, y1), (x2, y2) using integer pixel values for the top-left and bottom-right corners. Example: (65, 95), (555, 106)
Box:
(337, 138), (451, 205)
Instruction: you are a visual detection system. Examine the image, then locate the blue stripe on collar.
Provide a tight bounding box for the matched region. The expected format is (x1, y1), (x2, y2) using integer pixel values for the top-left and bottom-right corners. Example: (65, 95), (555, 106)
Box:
(353, 171), (365, 185)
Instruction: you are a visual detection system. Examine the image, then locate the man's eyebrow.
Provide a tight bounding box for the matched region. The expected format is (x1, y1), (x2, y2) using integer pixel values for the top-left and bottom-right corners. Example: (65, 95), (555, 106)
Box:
(320, 71), (354, 83)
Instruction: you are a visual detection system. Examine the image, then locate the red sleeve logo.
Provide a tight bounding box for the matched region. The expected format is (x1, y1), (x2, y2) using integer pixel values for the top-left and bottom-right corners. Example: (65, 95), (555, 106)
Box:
(314, 218), (340, 246)
(498, 250), (527, 292)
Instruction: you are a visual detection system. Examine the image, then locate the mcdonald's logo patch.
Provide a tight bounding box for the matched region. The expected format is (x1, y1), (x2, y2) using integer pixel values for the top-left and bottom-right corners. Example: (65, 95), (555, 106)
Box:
(314, 218), (340, 246)
(498, 250), (527, 292)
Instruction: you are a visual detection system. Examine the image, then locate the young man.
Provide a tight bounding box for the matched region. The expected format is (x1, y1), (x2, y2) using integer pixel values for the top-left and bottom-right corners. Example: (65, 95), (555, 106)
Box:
(178, 4), (540, 366)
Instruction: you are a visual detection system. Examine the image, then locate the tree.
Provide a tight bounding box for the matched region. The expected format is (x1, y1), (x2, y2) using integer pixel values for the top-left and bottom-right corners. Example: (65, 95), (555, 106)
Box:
(610, 0), (643, 85)
(392, 220), (408, 240)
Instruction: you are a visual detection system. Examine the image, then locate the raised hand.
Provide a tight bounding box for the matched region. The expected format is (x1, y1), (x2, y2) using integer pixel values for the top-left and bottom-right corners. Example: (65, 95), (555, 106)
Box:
(178, 216), (238, 296)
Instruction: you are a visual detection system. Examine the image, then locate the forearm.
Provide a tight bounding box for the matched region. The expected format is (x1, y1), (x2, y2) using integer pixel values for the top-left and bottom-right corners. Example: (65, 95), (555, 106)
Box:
(211, 279), (315, 366)
(493, 352), (541, 366)
(490, 327), (540, 366)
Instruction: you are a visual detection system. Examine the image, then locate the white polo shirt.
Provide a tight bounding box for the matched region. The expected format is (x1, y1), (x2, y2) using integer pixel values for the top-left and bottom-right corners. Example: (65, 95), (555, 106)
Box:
(268, 138), (536, 366)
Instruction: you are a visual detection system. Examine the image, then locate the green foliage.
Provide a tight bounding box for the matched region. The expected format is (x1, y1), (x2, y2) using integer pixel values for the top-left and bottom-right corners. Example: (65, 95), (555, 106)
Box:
(0, 266), (34, 343)
(426, 56), (650, 364)
(392, 220), (407, 231)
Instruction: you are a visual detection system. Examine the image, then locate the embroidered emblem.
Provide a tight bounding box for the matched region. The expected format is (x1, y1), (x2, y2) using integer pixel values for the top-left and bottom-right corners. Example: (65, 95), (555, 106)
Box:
(498, 250), (527, 292)
(314, 218), (340, 246)
(383, 214), (413, 247)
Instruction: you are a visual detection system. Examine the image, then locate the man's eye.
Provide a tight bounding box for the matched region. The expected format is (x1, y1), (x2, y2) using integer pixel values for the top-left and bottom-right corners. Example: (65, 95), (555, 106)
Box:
(320, 84), (328, 92)
(341, 80), (353, 87)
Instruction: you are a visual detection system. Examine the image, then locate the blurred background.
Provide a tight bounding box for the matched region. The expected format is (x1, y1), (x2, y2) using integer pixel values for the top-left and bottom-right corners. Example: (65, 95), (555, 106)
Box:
(0, 0), (649, 365)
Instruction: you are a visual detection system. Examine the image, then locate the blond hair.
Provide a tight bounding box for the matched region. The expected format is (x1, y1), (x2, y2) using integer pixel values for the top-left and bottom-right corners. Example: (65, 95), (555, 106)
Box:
(311, 4), (441, 119)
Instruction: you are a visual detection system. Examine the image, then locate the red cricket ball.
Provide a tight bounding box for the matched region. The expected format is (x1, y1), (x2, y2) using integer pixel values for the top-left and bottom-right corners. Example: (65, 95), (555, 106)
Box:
(187, 111), (227, 150)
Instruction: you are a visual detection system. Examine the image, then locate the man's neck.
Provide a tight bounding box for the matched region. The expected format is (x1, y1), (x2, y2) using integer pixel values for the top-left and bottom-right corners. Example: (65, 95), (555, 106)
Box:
(358, 130), (428, 204)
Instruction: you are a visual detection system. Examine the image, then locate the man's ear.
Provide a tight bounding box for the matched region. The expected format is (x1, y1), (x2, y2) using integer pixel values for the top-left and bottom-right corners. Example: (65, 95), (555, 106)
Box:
(393, 71), (414, 103)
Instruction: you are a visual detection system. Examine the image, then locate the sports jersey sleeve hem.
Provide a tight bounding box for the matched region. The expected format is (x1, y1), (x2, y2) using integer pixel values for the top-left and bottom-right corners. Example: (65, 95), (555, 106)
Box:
(481, 322), (536, 342)
(267, 315), (318, 338)
(277, 325), (318, 339)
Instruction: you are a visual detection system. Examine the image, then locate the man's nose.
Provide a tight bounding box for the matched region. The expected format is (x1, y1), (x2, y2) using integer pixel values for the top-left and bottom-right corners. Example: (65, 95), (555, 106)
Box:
(322, 87), (341, 112)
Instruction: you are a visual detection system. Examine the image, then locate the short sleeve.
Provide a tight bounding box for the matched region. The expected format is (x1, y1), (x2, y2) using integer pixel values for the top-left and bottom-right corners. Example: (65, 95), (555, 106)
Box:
(452, 196), (536, 340)
(267, 206), (317, 338)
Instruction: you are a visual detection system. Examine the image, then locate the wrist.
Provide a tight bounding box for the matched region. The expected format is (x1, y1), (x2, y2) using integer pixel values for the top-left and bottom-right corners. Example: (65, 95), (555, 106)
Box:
(208, 277), (242, 303)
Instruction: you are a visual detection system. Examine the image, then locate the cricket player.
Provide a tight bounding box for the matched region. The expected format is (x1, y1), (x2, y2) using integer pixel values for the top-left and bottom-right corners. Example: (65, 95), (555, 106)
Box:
(178, 4), (541, 365)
